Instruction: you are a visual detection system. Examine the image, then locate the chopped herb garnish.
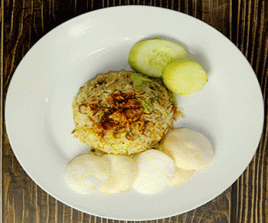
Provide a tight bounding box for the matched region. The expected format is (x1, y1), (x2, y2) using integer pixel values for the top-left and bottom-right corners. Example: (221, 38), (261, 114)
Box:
(135, 96), (158, 113)
(131, 73), (153, 88)
(150, 97), (158, 105)
(91, 151), (98, 156)
(98, 113), (104, 121)
(110, 87), (117, 94)
(169, 92), (178, 106)
(152, 80), (162, 87)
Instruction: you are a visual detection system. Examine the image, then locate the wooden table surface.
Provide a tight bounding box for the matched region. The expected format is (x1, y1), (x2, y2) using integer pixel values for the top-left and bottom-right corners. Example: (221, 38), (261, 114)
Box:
(1, 0), (267, 222)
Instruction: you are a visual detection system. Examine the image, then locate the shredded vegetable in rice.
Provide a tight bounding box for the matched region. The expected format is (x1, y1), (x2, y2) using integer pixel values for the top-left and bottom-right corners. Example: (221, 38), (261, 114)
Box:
(72, 71), (181, 155)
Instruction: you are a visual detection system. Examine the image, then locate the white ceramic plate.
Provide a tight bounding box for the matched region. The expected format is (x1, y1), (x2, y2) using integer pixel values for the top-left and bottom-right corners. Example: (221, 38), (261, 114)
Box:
(5, 6), (264, 221)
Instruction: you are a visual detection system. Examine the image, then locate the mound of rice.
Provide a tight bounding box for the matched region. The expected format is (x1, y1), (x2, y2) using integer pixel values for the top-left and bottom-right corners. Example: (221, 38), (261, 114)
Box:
(72, 71), (179, 155)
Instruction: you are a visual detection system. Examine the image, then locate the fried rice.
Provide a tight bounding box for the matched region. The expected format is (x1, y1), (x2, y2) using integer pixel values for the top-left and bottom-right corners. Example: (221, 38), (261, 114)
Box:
(72, 71), (179, 155)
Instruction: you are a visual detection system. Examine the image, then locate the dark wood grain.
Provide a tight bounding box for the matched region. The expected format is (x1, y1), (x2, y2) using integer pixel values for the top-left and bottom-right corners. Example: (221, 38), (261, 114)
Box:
(1, 0), (267, 222)
(230, 1), (268, 223)
(1, 0), (4, 221)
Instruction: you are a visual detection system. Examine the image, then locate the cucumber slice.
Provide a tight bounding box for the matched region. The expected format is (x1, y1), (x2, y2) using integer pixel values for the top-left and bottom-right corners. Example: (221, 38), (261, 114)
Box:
(162, 59), (208, 95)
(128, 39), (188, 77)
